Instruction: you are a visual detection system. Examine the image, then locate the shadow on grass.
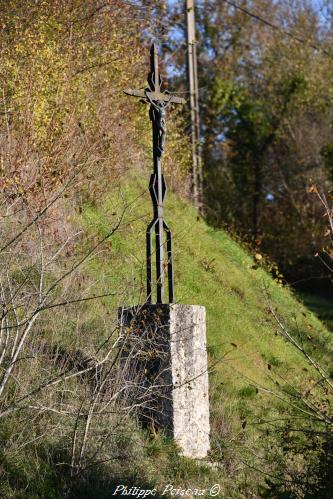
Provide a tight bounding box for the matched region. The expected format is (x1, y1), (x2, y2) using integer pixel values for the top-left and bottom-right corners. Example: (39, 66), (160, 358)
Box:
(67, 472), (165, 499)
(0, 442), (164, 499)
(297, 292), (333, 333)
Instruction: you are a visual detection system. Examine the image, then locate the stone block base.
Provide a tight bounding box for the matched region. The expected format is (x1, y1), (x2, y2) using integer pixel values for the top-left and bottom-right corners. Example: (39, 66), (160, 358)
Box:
(118, 304), (210, 459)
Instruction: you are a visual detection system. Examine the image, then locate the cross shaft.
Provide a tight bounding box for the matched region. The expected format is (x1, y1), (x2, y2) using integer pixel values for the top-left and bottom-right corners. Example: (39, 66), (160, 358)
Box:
(124, 43), (185, 304)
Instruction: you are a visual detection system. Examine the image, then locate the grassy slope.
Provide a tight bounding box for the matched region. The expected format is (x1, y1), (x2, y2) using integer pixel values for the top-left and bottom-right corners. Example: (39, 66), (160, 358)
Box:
(3, 4), (332, 495)
(79, 175), (333, 495)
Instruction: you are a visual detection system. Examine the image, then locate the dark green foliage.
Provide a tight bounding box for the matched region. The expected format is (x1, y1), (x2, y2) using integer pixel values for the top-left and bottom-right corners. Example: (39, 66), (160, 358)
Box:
(321, 142), (333, 182)
(189, 0), (333, 293)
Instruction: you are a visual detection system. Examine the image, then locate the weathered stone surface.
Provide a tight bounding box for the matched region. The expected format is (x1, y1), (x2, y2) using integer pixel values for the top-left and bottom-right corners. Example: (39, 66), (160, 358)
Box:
(118, 304), (210, 459)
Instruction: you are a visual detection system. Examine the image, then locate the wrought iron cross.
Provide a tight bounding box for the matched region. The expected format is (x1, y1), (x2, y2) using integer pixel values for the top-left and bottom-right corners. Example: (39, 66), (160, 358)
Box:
(124, 44), (185, 304)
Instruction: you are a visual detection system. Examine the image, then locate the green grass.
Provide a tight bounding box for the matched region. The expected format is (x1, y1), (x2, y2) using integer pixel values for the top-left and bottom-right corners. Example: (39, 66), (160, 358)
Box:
(76, 175), (333, 496)
(1, 176), (332, 498)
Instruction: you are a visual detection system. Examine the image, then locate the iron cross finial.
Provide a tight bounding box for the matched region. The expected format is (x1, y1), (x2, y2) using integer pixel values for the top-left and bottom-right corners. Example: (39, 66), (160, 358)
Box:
(123, 44), (185, 304)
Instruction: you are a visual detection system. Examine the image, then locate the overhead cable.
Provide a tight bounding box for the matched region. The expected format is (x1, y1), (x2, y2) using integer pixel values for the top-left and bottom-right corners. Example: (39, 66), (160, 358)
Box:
(220, 0), (333, 58)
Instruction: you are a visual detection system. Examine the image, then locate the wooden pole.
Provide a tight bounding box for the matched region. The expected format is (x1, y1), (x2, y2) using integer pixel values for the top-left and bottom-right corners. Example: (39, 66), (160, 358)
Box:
(186, 0), (203, 211)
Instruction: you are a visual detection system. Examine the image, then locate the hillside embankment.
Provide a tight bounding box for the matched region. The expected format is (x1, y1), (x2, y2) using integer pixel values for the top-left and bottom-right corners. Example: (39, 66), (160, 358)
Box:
(1, 2), (333, 497)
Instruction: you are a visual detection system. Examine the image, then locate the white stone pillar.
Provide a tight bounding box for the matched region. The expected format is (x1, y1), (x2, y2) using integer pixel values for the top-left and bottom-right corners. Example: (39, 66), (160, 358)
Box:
(118, 304), (210, 459)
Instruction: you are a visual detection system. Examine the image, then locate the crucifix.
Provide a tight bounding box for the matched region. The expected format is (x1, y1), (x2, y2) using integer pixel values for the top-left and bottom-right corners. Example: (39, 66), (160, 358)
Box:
(124, 44), (186, 304)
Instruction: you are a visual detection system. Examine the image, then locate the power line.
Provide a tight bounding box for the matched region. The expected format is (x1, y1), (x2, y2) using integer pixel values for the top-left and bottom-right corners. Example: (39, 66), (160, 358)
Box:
(219, 0), (333, 59)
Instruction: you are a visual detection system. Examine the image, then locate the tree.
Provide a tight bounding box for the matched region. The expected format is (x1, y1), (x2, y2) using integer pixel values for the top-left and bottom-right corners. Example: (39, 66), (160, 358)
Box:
(192, 0), (333, 291)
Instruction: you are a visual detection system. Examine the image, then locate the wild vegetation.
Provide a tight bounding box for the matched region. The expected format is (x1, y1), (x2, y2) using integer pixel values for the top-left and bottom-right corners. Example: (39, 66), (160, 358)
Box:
(0, 0), (333, 498)
(167, 0), (333, 297)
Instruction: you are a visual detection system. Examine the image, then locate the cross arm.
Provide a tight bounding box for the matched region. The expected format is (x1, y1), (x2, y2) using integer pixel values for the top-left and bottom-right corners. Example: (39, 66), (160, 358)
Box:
(123, 88), (186, 105)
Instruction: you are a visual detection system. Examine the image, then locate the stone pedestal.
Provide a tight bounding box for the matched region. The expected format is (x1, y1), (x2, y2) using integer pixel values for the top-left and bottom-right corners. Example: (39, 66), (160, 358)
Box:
(118, 304), (210, 459)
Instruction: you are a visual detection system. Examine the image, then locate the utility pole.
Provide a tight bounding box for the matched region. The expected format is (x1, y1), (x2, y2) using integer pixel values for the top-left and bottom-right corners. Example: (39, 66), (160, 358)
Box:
(185, 0), (203, 212)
